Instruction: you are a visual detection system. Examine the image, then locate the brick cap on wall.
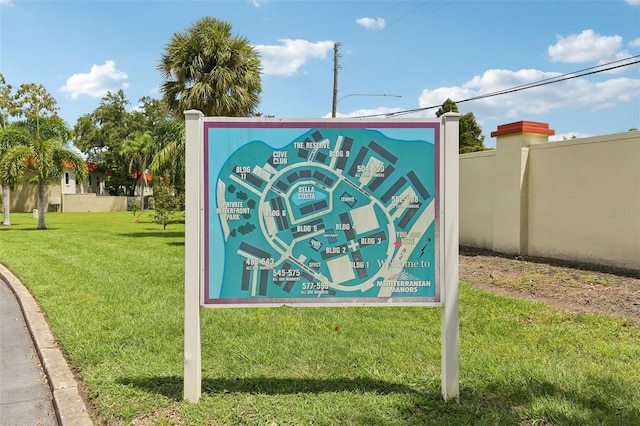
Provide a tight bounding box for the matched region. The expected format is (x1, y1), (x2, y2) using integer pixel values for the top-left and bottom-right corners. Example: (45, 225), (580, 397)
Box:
(491, 121), (555, 138)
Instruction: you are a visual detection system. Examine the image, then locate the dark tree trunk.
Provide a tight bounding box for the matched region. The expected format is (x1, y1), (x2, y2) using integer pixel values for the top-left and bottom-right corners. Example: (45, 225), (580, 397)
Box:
(37, 179), (47, 230)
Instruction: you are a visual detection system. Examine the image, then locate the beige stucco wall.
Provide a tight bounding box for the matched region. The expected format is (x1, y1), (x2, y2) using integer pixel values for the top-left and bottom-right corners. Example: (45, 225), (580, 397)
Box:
(62, 193), (127, 212)
(2, 168), (123, 213)
(527, 132), (640, 269)
(2, 172), (63, 213)
(459, 151), (495, 249)
(459, 129), (640, 270)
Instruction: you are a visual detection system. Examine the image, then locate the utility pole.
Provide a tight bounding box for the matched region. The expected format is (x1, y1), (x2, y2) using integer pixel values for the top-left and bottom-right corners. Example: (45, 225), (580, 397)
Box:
(331, 42), (341, 118)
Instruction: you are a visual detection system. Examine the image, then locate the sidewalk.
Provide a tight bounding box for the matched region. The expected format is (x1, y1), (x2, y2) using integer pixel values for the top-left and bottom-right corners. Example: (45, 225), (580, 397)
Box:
(0, 264), (93, 425)
(1, 279), (57, 425)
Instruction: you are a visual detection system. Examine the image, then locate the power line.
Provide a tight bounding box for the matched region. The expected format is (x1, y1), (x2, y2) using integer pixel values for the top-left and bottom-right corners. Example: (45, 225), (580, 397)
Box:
(339, 1), (455, 71)
(361, 55), (640, 118)
(387, 1), (431, 27)
(460, 55), (640, 104)
(385, 0), (455, 31)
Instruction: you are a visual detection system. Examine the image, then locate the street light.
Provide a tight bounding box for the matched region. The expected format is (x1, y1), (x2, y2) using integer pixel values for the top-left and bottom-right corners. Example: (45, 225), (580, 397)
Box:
(332, 93), (402, 118)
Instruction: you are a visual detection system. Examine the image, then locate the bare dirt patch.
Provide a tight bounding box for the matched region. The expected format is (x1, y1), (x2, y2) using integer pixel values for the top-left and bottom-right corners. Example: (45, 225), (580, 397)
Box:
(460, 246), (640, 322)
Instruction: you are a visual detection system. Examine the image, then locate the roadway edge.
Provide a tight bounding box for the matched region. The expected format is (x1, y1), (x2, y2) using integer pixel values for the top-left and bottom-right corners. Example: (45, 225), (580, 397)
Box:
(0, 263), (94, 426)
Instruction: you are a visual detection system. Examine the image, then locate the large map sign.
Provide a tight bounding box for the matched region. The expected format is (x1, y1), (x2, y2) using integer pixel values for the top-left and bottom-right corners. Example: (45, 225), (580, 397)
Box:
(202, 119), (441, 307)
(184, 113), (459, 402)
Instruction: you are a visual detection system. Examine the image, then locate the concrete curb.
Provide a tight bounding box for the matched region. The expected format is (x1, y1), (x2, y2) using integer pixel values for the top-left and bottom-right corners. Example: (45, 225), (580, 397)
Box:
(0, 264), (93, 426)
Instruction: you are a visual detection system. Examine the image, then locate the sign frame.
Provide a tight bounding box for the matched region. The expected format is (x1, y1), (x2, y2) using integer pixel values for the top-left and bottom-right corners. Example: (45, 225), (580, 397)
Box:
(202, 118), (441, 307)
(183, 111), (460, 402)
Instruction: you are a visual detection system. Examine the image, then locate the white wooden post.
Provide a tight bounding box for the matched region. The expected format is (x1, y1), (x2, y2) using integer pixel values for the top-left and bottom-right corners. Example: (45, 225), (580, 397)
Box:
(184, 110), (204, 402)
(441, 112), (460, 401)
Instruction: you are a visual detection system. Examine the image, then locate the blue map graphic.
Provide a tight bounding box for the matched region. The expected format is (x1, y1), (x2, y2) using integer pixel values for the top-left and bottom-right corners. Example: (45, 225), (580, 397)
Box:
(205, 125), (439, 306)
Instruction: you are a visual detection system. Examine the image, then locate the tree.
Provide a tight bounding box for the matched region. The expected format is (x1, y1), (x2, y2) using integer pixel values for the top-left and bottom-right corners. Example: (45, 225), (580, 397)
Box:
(458, 112), (486, 154)
(155, 17), (261, 207)
(150, 172), (181, 230)
(436, 98), (487, 154)
(12, 83), (58, 141)
(0, 75), (18, 225)
(17, 114), (72, 142)
(135, 97), (186, 199)
(74, 92), (185, 198)
(0, 127), (87, 230)
(148, 119), (185, 200)
(73, 90), (135, 195)
(0, 125), (31, 225)
(158, 16), (262, 117)
(120, 131), (154, 209)
(133, 96), (171, 130)
(435, 98), (459, 117)
(0, 73), (13, 129)
(0, 85), (87, 229)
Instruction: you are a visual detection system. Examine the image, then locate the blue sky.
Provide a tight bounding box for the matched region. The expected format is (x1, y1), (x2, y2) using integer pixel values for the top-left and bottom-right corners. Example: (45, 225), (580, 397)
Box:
(1, 0), (639, 147)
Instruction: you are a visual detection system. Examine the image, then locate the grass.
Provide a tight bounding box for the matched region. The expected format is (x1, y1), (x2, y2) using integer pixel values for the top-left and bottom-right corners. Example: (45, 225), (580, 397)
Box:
(1, 212), (639, 425)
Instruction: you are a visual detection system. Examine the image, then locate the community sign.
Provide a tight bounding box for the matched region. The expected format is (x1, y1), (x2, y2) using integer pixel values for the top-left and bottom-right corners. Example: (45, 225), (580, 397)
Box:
(183, 113), (461, 402)
(198, 118), (443, 307)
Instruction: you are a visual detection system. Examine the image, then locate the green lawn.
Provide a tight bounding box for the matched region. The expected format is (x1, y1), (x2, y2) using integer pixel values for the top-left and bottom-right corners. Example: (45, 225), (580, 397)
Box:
(1, 212), (638, 425)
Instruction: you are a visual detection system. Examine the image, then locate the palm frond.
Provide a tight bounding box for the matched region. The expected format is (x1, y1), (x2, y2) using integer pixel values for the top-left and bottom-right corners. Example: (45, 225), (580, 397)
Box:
(0, 145), (32, 190)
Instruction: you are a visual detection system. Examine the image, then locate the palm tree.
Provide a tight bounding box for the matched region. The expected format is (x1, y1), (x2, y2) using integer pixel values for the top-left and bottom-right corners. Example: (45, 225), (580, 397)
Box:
(157, 16), (262, 117)
(0, 134), (87, 229)
(120, 130), (154, 209)
(0, 83), (88, 229)
(0, 125), (31, 225)
(148, 119), (185, 196)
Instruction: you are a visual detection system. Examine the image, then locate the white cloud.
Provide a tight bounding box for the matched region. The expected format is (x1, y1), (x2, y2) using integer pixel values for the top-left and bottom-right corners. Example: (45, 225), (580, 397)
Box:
(129, 103), (144, 114)
(418, 68), (640, 120)
(629, 38), (640, 48)
(61, 60), (129, 99)
(549, 132), (592, 142)
(356, 17), (386, 30)
(325, 106), (404, 119)
(548, 29), (624, 63)
(626, 0), (640, 5)
(0, 0), (13, 6)
(254, 39), (334, 76)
